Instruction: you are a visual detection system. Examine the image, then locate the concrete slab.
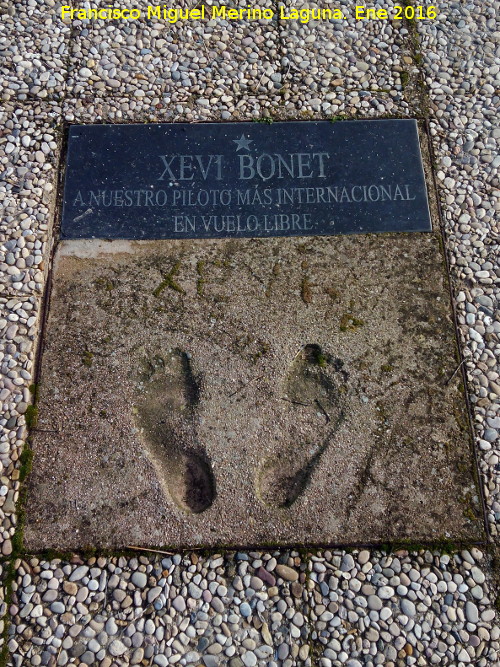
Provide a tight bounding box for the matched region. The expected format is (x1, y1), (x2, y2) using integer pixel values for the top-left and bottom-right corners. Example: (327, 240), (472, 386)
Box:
(25, 232), (483, 549)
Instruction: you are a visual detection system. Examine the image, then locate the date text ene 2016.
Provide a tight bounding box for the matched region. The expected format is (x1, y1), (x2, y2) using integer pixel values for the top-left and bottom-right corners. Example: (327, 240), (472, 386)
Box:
(356, 6), (437, 20)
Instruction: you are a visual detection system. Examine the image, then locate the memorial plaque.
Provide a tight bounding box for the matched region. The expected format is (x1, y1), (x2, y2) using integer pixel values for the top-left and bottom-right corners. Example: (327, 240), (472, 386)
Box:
(25, 119), (482, 550)
(62, 120), (431, 240)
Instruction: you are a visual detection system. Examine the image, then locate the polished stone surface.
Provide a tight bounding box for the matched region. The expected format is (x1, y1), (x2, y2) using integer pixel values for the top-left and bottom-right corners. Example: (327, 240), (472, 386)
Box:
(62, 120), (431, 240)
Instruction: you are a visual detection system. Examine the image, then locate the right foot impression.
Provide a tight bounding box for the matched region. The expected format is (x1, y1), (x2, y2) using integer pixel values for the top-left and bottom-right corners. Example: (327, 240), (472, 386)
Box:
(257, 344), (346, 508)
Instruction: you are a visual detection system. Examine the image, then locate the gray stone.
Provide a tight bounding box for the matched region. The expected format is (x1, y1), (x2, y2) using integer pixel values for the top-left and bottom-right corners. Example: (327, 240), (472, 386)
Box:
(105, 618), (118, 636)
(50, 601), (65, 614)
(465, 601), (479, 624)
(69, 566), (88, 582)
(341, 554), (355, 572)
(154, 656), (168, 667)
(131, 571), (147, 588)
(368, 596), (382, 611)
(400, 599), (416, 617)
(242, 653), (257, 667)
(203, 657), (219, 667)
(240, 602), (252, 617)
(275, 565), (298, 582)
(109, 640), (127, 657)
(172, 596), (186, 612)
(188, 583), (202, 599)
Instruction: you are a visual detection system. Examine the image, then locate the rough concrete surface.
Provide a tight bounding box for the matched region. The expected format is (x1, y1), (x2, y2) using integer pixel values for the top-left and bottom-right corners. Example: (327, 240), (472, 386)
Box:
(25, 232), (482, 549)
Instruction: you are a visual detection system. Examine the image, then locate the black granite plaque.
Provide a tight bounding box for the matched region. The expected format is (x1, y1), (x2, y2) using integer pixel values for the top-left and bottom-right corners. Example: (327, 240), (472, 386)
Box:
(61, 120), (431, 240)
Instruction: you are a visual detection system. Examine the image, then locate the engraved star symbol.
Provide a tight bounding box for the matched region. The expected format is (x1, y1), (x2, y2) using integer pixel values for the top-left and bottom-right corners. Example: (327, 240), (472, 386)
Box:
(233, 134), (253, 151)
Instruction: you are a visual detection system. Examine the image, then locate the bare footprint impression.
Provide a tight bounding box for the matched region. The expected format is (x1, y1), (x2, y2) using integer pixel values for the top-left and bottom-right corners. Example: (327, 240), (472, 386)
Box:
(134, 349), (215, 514)
(257, 344), (347, 508)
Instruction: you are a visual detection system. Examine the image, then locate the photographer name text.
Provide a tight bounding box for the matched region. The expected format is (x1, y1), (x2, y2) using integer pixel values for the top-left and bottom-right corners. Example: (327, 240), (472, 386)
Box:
(61, 5), (438, 24)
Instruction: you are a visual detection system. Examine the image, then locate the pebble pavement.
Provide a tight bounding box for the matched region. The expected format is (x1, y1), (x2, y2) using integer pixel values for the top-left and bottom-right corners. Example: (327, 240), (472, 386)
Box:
(418, 1), (500, 541)
(0, 0), (499, 664)
(7, 549), (500, 666)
